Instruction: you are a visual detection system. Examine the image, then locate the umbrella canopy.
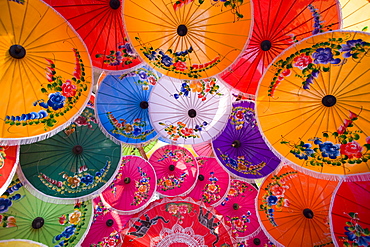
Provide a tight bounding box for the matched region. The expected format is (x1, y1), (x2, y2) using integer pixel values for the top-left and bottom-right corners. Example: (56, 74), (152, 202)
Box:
(213, 100), (281, 181)
(148, 145), (198, 197)
(193, 141), (215, 157)
(122, 139), (158, 157)
(81, 197), (132, 247)
(101, 155), (157, 214)
(0, 240), (47, 247)
(235, 228), (277, 247)
(256, 30), (370, 180)
(187, 157), (230, 207)
(121, 196), (234, 246)
(18, 101), (121, 203)
(0, 146), (18, 196)
(257, 165), (338, 247)
(0, 176), (93, 246)
(330, 179), (370, 247)
(0, 0), (92, 145)
(340, 0), (370, 31)
(215, 179), (260, 240)
(96, 65), (161, 145)
(219, 0), (340, 95)
(43, 0), (142, 71)
(123, 0), (252, 79)
(149, 76), (231, 144)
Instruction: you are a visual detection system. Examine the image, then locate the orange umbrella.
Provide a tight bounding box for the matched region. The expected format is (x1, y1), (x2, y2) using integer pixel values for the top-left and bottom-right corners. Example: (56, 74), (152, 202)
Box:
(256, 31), (370, 179)
(123, 0), (252, 79)
(0, 0), (92, 145)
(257, 165), (338, 247)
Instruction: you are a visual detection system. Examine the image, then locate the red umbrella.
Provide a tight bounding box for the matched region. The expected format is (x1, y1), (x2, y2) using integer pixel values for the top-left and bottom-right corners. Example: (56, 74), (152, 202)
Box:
(44, 0), (141, 70)
(0, 146), (18, 196)
(219, 0), (340, 95)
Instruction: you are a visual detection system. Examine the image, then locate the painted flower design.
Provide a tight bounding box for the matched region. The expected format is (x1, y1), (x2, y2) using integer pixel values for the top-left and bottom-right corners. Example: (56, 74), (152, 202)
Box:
(68, 210), (81, 224)
(342, 212), (370, 247)
(293, 54), (313, 69)
(165, 202), (192, 224)
(340, 141), (363, 159)
(312, 47), (341, 65)
(61, 80), (77, 97)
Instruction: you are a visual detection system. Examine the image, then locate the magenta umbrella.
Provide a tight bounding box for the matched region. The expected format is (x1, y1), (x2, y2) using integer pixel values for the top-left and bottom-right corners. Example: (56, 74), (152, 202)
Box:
(81, 197), (132, 247)
(148, 145), (198, 197)
(215, 179), (260, 239)
(187, 157), (230, 207)
(101, 155), (157, 214)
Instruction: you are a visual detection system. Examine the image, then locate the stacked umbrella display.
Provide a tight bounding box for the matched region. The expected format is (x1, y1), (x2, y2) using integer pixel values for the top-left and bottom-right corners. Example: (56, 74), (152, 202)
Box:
(1, 0), (370, 246)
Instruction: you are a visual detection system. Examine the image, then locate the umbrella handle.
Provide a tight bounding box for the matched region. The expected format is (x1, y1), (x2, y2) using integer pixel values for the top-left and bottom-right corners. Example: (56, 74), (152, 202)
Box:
(138, 145), (148, 160)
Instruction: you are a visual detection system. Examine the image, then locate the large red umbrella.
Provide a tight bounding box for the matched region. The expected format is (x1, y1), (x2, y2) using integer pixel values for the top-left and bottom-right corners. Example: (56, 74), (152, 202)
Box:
(44, 0), (142, 70)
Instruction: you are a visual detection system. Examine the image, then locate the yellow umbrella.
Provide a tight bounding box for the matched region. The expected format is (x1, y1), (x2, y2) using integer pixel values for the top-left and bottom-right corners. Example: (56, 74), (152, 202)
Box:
(256, 31), (370, 179)
(0, 240), (47, 247)
(0, 0), (92, 145)
(123, 0), (252, 79)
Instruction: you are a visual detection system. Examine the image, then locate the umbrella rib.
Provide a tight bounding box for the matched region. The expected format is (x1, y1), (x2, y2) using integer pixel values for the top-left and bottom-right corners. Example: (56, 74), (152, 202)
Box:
(335, 68), (370, 98)
(184, 35), (202, 66)
(7, 0), (19, 44)
(189, 19), (251, 33)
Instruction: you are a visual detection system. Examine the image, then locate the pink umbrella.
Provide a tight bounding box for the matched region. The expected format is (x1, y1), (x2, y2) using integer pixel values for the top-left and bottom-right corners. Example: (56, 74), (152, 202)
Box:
(101, 155), (157, 214)
(235, 228), (276, 247)
(81, 197), (132, 247)
(193, 142), (215, 157)
(215, 179), (260, 239)
(187, 157), (230, 207)
(149, 145), (198, 197)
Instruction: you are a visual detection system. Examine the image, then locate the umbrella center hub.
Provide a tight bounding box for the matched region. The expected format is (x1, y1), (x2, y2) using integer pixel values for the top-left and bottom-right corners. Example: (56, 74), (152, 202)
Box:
(303, 208), (314, 219)
(198, 174), (205, 181)
(169, 164), (176, 171)
(188, 109), (196, 118)
(260, 40), (272, 51)
(233, 203), (240, 210)
(140, 101), (149, 109)
(177, 24), (188, 36)
(253, 238), (261, 245)
(322, 95), (336, 107)
(72, 145), (83, 155)
(106, 219), (114, 227)
(232, 140), (241, 148)
(110, 0), (120, 9)
(124, 177), (131, 184)
(32, 217), (45, 229)
(9, 45), (26, 59)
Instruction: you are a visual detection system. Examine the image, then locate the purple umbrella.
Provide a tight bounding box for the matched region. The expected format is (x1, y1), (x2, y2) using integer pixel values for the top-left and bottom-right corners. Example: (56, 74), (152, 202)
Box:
(212, 100), (281, 180)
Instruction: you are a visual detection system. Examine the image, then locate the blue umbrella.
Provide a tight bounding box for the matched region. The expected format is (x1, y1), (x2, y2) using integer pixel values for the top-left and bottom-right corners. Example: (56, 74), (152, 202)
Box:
(96, 65), (162, 144)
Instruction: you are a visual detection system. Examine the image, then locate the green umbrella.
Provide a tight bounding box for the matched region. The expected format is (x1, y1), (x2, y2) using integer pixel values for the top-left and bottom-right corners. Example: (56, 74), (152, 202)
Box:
(121, 139), (157, 158)
(0, 176), (93, 246)
(18, 103), (121, 203)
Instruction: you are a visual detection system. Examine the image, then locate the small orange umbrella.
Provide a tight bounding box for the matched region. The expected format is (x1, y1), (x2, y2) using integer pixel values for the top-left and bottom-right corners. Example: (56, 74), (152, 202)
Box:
(257, 165), (338, 247)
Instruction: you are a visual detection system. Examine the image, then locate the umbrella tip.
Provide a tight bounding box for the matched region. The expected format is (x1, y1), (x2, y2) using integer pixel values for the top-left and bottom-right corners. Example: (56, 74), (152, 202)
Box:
(260, 40), (272, 51)
(106, 219), (114, 227)
(231, 140), (241, 148)
(188, 109), (196, 118)
(109, 0), (120, 9)
(322, 95), (336, 107)
(72, 145), (84, 155)
(177, 24), (188, 36)
(169, 164), (176, 171)
(232, 203), (240, 210)
(303, 208), (314, 219)
(32, 217), (45, 229)
(9, 45), (26, 59)
(198, 174), (205, 181)
(140, 101), (149, 109)
(253, 238), (261, 245)
(124, 177), (131, 184)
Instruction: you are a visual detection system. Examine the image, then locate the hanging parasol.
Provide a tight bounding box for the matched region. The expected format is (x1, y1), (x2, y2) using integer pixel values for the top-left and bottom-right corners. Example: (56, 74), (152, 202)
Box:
(193, 141), (215, 157)
(101, 155), (157, 214)
(0, 175), (93, 246)
(212, 100), (281, 181)
(235, 228), (277, 247)
(340, 0), (370, 31)
(330, 179), (370, 247)
(96, 65), (161, 145)
(0, 0), (93, 145)
(219, 0), (340, 95)
(43, 0), (142, 71)
(148, 145), (198, 197)
(257, 165), (338, 247)
(81, 197), (132, 247)
(18, 99), (121, 203)
(215, 179), (260, 240)
(187, 157), (230, 207)
(256, 30), (370, 180)
(0, 240), (47, 247)
(149, 76), (231, 144)
(0, 146), (18, 196)
(123, 0), (252, 79)
(121, 196), (234, 246)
